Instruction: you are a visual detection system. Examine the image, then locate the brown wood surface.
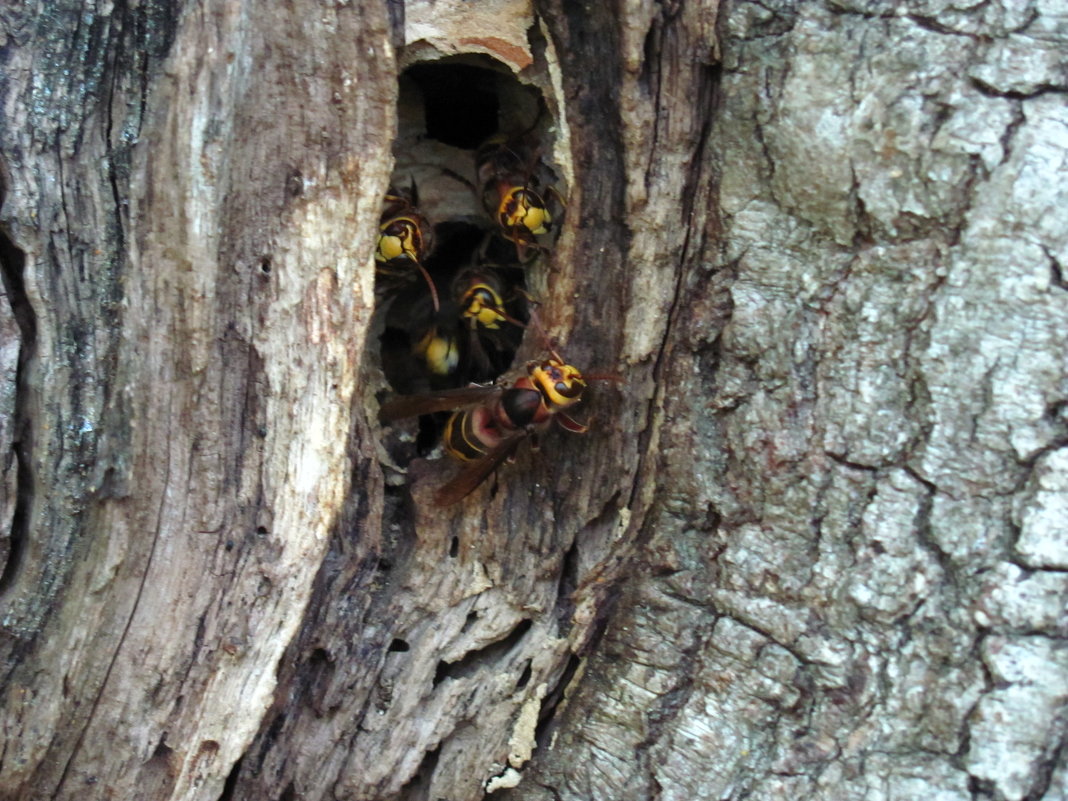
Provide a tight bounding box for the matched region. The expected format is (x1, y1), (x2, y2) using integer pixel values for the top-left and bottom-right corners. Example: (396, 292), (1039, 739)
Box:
(0, 1), (393, 798)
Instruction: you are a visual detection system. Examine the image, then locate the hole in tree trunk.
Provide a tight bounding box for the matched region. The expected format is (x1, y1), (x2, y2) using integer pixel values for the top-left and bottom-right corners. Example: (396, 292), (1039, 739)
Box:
(374, 54), (567, 509)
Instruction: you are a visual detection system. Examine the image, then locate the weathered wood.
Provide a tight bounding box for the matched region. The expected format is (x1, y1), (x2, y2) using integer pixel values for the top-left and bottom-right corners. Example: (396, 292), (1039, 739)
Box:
(0, 246), (22, 575)
(224, 2), (657, 797)
(0, 1), (392, 798)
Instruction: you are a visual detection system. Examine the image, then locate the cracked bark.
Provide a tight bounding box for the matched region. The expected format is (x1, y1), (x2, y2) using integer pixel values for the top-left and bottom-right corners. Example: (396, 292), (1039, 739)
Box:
(1, 2), (1066, 801)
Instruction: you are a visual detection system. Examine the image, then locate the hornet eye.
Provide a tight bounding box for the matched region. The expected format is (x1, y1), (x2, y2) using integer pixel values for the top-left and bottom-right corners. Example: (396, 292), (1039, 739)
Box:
(555, 380), (583, 399)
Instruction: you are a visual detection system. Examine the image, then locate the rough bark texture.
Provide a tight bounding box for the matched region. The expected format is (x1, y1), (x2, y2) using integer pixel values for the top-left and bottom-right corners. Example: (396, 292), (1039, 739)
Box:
(500, 4), (1068, 801)
(0, 1), (392, 799)
(1, 1), (1066, 801)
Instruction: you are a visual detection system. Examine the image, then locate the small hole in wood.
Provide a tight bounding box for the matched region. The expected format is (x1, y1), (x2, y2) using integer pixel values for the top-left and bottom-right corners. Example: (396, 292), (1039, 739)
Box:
(149, 738), (174, 762)
(285, 168), (303, 198)
(516, 659), (532, 690)
(197, 739), (220, 755)
(432, 619), (532, 687)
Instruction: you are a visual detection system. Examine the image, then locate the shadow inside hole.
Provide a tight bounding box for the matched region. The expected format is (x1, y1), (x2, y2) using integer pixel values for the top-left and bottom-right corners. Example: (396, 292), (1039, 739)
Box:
(404, 61), (501, 149)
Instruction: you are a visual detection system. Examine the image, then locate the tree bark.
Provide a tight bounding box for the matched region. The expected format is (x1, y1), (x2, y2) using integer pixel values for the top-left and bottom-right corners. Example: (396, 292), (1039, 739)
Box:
(1, 2), (1066, 801)
(0, 1), (393, 799)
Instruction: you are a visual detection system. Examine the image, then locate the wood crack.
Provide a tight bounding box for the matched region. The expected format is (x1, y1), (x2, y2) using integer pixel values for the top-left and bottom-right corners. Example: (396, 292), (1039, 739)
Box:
(0, 179), (36, 602)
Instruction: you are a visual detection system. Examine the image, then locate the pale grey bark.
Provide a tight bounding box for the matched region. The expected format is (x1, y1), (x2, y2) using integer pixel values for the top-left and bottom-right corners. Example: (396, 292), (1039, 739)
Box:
(0, 2), (1065, 801)
(504, 4), (1068, 801)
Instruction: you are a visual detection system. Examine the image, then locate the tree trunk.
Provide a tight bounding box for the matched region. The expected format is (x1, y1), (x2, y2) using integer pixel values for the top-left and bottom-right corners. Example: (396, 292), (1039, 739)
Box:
(1, 2), (1066, 801)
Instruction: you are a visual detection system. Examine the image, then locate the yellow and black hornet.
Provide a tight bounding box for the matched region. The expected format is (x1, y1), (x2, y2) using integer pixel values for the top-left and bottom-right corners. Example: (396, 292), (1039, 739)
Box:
(379, 355), (589, 505)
